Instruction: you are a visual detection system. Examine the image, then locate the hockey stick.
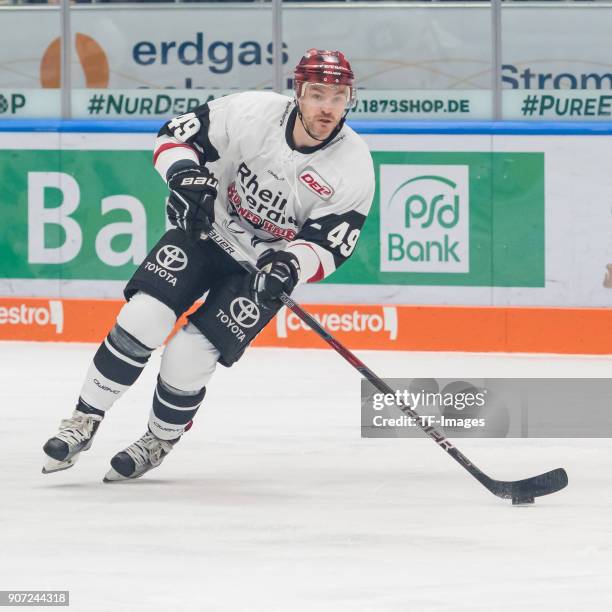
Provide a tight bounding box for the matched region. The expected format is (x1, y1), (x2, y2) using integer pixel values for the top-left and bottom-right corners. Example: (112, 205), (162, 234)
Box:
(205, 227), (568, 505)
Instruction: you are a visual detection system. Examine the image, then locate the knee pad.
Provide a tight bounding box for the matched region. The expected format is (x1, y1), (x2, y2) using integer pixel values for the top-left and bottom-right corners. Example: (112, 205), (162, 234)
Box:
(117, 292), (177, 350)
(160, 323), (220, 392)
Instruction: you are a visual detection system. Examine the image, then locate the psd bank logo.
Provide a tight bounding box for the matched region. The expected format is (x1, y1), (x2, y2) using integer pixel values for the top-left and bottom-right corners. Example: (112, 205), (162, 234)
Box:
(276, 306), (398, 340)
(380, 165), (469, 273)
(0, 300), (64, 334)
(40, 33), (109, 88)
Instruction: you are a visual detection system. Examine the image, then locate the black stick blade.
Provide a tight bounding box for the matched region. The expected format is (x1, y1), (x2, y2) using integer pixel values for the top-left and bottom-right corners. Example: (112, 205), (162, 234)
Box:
(488, 468), (568, 501)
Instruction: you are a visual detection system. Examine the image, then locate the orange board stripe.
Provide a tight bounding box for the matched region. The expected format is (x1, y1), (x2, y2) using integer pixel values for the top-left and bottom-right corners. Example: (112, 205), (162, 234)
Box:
(0, 297), (611, 355)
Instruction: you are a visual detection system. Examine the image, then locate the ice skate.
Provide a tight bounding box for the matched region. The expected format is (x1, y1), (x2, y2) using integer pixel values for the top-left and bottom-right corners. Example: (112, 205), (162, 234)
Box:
(103, 430), (177, 482)
(42, 409), (103, 474)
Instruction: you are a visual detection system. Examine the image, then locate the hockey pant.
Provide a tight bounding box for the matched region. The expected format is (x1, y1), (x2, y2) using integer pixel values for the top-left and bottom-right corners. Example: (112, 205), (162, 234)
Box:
(77, 229), (281, 438)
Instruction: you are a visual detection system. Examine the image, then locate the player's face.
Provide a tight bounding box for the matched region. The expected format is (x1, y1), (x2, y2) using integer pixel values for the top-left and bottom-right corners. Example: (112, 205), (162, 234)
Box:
(299, 83), (349, 139)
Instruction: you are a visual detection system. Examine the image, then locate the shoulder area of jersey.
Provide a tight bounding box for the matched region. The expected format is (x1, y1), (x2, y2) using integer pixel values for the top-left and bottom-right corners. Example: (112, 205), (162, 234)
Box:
(328, 122), (373, 172)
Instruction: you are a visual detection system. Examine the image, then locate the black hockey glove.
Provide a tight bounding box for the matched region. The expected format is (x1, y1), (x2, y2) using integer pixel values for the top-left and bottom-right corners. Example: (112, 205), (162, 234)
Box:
(251, 249), (300, 310)
(167, 165), (218, 240)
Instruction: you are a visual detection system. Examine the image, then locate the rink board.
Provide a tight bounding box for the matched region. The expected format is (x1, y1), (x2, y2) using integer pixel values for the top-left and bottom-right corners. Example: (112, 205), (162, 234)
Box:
(1, 296), (611, 355)
(1, 122), (612, 353)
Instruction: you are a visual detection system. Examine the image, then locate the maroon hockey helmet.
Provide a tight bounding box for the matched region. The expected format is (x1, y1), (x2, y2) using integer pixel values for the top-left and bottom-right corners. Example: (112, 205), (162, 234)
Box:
(294, 49), (356, 108)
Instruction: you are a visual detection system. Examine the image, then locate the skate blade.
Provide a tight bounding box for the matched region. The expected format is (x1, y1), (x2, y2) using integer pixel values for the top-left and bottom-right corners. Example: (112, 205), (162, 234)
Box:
(103, 467), (143, 483)
(42, 455), (79, 474)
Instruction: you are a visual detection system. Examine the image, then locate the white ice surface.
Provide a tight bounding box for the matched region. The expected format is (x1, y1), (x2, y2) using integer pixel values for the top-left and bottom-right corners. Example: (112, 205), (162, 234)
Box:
(1, 342), (611, 612)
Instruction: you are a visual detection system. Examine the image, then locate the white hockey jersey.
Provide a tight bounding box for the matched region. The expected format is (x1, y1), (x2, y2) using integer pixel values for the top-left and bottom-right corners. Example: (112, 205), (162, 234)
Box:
(153, 91), (374, 283)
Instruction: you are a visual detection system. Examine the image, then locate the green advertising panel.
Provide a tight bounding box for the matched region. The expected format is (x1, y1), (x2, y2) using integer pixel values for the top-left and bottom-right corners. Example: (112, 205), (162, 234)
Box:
(0, 150), (167, 280)
(0, 148), (544, 288)
(328, 151), (545, 287)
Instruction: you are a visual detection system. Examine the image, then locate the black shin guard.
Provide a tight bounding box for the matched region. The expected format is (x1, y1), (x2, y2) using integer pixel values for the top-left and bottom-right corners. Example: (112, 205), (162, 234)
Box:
(79, 324), (155, 411)
(149, 376), (206, 441)
(93, 324), (153, 385)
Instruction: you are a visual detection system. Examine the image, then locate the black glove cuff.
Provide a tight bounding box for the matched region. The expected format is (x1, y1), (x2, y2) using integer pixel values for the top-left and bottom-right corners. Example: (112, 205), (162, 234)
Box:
(257, 249), (300, 277)
(166, 160), (199, 183)
(278, 255), (300, 286)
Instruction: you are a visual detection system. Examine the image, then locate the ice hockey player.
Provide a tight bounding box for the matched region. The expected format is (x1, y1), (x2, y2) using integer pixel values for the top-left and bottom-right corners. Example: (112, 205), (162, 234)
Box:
(42, 49), (375, 482)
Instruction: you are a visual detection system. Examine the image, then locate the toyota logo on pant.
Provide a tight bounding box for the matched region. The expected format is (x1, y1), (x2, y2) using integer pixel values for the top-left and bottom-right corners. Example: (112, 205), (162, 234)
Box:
(156, 245), (188, 271)
(230, 297), (260, 328)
